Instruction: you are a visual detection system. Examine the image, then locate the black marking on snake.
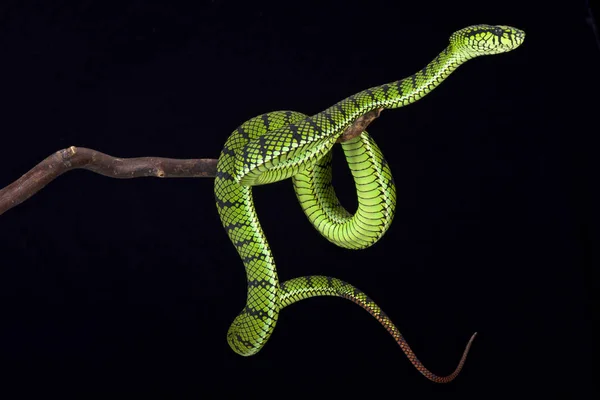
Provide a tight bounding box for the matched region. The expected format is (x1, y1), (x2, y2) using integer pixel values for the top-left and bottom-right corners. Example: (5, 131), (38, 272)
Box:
(464, 27), (491, 39)
(233, 238), (254, 247)
(244, 306), (270, 321)
(365, 88), (376, 102)
(258, 136), (267, 157)
(319, 113), (335, 129)
(381, 84), (390, 99)
(242, 145), (250, 165)
(395, 80), (404, 97)
(235, 334), (254, 348)
(238, 126), (250, 140)
(247, 279), (271, 289)
(411, 75), (417, 89)
(492, 27), (504, 43)
(224, 221), (251, 232)
(353, 287), (364, 298)
(216, 198), (245, 208)
(241, 253), (267, 263)
(306, 118), (321, 137)
(326, 276), (334, 288)
(288, 124), (303, 143)
(215, 170), (234, 180)
(323, 111), (336, 127)
(222, 145), (235, 157)
(348, 94), (360, 109)
(335, 103), (347, 118)
(261, 113), (271, 130)
(305, 276), (312, 287)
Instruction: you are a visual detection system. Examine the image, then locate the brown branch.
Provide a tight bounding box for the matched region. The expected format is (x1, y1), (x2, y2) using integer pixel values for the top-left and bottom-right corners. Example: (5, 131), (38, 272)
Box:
(0, 147), (217, 216)
(0, 109), (383, 216)
(336, 108), (383, 143)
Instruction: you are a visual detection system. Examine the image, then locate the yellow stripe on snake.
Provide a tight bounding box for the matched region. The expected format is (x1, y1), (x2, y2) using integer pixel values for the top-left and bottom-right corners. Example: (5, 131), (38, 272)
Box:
(214, 24), (524, 383)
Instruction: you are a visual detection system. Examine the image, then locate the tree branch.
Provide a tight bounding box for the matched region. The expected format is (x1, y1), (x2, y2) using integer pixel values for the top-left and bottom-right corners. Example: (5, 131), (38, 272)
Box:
(336, 108), (383, 143)
(0, 109), (382, 216)
(0, 147), (217, 216)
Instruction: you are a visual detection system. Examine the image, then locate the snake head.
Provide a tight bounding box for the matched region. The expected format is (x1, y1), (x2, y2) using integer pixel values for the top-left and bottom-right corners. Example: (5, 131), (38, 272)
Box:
(450, 24), (525, 58)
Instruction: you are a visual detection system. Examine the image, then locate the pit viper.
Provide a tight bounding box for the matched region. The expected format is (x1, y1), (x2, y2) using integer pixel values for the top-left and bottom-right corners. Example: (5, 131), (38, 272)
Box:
(214, 24), (524, 383)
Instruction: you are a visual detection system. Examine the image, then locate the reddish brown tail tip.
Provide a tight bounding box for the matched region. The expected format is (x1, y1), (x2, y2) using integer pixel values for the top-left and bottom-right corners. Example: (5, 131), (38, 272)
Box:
(428, 331), (477, 384)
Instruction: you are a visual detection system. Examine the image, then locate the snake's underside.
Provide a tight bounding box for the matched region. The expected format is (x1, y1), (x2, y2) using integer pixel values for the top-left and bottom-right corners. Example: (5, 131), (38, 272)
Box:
(214, 24), (524, 383)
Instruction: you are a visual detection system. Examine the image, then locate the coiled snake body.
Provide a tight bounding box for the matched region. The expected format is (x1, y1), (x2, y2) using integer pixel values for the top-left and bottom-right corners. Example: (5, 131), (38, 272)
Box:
(214, 24), (524, 383)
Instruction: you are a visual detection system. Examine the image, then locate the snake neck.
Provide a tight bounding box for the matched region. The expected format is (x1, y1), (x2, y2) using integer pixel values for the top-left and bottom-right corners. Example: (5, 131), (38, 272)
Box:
(336, 45), (467, 117)
(232, 46), (470, 186)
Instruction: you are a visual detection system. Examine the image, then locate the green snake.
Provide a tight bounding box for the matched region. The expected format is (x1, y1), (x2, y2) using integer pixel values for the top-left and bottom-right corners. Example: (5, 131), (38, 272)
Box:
(214, 24), (524, 383)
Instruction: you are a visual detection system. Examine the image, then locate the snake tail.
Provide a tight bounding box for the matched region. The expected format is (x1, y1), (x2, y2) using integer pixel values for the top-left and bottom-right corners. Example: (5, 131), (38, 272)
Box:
(280, 276), (477, 384)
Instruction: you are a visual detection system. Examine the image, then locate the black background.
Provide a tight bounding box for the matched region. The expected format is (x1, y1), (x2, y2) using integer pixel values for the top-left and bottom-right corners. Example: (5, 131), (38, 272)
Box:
(0, 0), (595, 397)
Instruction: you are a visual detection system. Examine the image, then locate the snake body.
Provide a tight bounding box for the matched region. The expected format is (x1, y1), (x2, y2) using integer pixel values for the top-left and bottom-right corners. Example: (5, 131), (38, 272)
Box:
(214, 24), (524, 383)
